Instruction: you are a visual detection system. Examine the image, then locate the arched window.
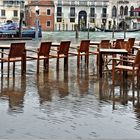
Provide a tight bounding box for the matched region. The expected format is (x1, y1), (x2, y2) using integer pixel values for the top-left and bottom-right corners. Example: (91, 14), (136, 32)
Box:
(124, 6), (128, 15)
(112, 6), (117, 17)
(120, 6), (124, 16)
(130, 6), (134, 16)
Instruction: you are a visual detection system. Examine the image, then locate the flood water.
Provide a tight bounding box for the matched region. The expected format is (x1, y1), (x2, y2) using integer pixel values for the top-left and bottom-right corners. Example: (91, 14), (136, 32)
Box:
(0, 31), (140, 139)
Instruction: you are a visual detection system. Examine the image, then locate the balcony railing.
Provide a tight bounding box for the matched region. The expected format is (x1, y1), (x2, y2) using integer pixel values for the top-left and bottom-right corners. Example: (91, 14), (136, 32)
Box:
(101, 13), (108, 18)
(89, 13), (96, 18)
(68, 13), (77, 18)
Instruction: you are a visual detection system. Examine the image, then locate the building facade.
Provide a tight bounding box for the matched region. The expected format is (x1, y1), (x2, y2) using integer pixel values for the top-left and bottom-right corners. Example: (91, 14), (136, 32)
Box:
(25, 0), (55, 31)
(0, 0), (25, 24)
(0, 0), (140, 31)
(54, 0), (140, 31)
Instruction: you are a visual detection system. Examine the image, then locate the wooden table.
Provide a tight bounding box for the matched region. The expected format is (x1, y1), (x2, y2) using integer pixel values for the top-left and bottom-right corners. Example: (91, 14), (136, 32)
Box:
(99, 48), (128, 78)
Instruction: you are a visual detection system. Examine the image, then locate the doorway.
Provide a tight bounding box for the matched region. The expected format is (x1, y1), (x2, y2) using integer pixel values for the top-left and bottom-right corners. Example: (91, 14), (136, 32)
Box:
(78, 11), (87, 30)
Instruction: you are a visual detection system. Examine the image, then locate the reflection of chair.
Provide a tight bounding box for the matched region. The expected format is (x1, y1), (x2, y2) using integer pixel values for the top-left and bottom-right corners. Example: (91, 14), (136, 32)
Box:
(0, 76), (26, 112)
(50, 41), (71, 70)
(27, 42), (52, 73)
(112, 39), (124, 49)
(70, 40), (90, 68)
(0, 43), (26, 77)
(112, 49), (140, 84)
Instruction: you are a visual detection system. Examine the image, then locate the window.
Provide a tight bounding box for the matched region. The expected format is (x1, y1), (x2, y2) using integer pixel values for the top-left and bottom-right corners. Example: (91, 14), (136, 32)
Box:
(70, 7), (75, 22)
(120, 6), (124, 16)
(57, 7), (62, 17)
(70, 18), (75, 22)
(102, 8), (107, 17)
(130, 6), (134, 16)
(112, 6), (117, 17)
(47, 21), (51, 27)
(57, 7), (62, 22)
(124, 6), (128, 16)
(90, 8), (95, 17)
(13, 10), (18, 17)
(1, 9), (5, 16)
(70, 7), (75, 17)
(47, 9), (51, 15)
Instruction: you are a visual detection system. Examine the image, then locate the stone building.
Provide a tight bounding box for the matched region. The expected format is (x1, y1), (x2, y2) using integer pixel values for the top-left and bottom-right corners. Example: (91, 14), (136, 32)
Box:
(25, 0), (55, 31)
(0, 0), (140, 31)
(0, 0), (25, 24)
(53, 0), (140, 31)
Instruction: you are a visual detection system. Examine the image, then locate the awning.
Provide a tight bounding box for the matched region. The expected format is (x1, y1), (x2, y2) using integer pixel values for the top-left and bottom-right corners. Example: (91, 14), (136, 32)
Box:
(133, 8), (140, 12)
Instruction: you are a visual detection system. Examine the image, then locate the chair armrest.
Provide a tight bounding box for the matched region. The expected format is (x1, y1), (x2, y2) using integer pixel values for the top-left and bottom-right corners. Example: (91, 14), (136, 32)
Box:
(26, 49), (38, 53)
(120, 55), (135, 60)
(112, 57), (134, 64)
(70, 46), (77, 50)
(0, 51), (8, 55)
(50, 48), (58, 52)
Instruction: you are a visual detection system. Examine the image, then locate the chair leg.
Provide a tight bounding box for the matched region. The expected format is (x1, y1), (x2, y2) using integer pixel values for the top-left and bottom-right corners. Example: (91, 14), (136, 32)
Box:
(8, 61), (10, 77)
(86, 54), (89, 67)
(57, 58), (59, 70)
(13, 62), (15, 76)
(37, 59), (39, 74)
(77, 55), (80, 68)
(44, 58), (49, 72)
(64, 57), (68, 70)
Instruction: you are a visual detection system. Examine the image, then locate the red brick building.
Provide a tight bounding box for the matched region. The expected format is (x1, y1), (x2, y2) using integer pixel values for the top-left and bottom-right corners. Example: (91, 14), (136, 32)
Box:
(25, 0), (54, 31)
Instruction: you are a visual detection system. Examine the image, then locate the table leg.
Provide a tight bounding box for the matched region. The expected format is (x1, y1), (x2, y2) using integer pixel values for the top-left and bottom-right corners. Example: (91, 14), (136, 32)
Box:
(99, 52), (103, 78)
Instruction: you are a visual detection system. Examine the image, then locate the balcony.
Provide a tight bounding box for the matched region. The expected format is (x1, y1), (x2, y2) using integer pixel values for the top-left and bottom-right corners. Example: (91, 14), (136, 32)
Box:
(68, 13), (77, 18)
(101, 13), (108, 18)
(89, 13), (96, 18)
(0, 16), (6, 19)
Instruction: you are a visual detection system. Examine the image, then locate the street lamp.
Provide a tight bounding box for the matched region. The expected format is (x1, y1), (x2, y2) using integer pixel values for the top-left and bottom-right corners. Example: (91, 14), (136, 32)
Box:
(35, 6), (39, 39)
(19, 1), (24, 38)
(112, 17), (115, 38)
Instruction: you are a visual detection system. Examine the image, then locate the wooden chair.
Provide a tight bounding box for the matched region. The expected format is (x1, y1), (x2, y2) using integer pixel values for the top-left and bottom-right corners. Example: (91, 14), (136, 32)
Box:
(128, 38), (135, 54)
(112, 39), (124, 49)
(27, 42), (52, 73)
(70, 40), (90, 68)
(112, 49), (140, 84)
(0, 42), (26, 77)
(50, 41), (71, 70)
(90, 40), (110, 61)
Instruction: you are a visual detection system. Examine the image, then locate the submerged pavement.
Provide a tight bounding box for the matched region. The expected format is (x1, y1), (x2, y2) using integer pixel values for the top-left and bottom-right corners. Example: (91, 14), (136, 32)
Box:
(0, 36), (140, 139)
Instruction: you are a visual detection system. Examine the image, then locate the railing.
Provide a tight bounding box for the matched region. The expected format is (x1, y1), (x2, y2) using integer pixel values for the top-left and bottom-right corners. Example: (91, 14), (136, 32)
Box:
(68, 13), (77, 18)
(89, 13), (96, 18)
(101, 14), (108, 18)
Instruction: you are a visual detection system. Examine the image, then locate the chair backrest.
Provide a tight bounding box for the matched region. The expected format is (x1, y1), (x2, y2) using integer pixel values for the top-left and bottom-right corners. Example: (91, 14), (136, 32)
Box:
(134, 50), (140, 65)
(100, 40), (110, 49)
(58, 41), (71, 55)
(128, 38), (135, 47)
(38, 42), (52, 56)
(79, 40), (90, 52)
(114, 39), (124, 49)
(128, 38), (135, 52)
(9, 43), (25, 58)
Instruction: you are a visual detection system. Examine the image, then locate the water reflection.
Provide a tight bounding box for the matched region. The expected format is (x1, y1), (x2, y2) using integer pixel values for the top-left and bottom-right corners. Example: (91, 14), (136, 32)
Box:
(0, 76), (26, 113)
(37, 73), (52, 104)
(77, 67), (89, 96)
(99, 75), (140, 110)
